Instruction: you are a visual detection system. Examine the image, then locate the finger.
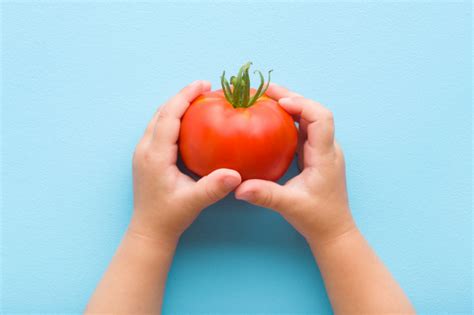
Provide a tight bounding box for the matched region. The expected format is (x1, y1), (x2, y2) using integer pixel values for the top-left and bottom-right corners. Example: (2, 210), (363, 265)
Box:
(152, 80), (211, 150)
(279, 97), (335, 154)
(141, 109), (161, 144)
(297, 118), (308, 170)
(265, 83), (302, 100)
(192, 168), (241, 209)
(235, 179), (293, 213)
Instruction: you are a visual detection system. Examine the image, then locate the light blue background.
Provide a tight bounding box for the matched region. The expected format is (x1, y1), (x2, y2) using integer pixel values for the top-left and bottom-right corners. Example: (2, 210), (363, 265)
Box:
(1, 1), (472, 314)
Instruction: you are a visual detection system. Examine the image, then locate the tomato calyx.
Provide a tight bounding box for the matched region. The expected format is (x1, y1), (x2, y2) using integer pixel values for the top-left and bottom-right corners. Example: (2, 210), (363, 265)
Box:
(220, 62), (273, 108)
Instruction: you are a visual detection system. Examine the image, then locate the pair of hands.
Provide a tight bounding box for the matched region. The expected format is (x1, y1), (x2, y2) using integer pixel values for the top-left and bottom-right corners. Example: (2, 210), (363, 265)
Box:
(129, 80), (355, 248)
(89, 90), (415, 314)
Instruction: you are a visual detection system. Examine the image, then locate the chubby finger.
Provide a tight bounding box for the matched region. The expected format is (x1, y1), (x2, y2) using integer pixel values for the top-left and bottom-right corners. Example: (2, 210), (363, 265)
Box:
(279, 97), (335, 154)
(192, 168), (241, 209)
(235, 179), (293, 213)
(152, 80), (211, 149)
(266, 83), (302, 100)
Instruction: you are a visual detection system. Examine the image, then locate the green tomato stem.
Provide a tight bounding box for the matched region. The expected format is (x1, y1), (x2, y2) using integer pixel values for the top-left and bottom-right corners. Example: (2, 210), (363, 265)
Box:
(220, 62), (272, 108)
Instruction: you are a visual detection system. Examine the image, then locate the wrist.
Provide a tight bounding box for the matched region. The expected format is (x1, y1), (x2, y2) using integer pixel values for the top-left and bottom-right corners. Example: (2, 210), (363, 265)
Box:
(128, 213), (180, 252)
(115, 228), (177, 273)
(306, 216), (359, 251)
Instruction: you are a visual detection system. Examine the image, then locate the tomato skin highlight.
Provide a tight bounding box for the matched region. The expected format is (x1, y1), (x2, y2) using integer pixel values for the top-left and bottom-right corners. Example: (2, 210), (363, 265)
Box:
(179, 89), (298, 181)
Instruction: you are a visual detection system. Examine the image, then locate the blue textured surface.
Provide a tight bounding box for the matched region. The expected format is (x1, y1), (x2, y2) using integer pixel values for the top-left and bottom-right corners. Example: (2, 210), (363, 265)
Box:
(1, 2), (472, 314)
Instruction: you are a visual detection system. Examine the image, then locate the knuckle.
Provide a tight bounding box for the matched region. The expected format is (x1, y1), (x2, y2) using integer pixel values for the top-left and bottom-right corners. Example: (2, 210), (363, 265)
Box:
(205, 185), (222, 202)
(324, 110), (334, 122)
(133, 145), (170, 170)
(157, 107), (170, 120)
(261, 188), (275, 208)
(139, 153), (152, 167)
(134, 148), (155, 166)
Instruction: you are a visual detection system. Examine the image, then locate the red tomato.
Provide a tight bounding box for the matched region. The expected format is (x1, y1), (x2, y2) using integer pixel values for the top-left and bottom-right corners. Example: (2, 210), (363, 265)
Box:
(179, 63), (297, 181)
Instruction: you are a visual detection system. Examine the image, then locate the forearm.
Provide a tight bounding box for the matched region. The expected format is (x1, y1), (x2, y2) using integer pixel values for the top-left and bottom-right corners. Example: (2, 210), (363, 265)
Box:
(85, 225), (177, 314)
(309, 226), (415, 315)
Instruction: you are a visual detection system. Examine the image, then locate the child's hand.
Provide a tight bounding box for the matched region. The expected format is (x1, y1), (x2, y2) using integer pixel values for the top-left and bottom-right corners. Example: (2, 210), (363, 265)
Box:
(235, 84), (354, 246)
(130, 81), (241, 246)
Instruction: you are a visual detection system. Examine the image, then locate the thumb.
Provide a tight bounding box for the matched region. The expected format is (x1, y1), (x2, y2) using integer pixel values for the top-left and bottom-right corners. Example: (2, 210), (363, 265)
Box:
(235, 179), (290, 212)
(193, 168), (241, 209)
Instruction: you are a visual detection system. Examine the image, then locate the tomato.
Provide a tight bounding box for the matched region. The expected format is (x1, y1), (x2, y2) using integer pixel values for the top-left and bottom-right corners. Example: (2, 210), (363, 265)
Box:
(179, 62), (297, 181)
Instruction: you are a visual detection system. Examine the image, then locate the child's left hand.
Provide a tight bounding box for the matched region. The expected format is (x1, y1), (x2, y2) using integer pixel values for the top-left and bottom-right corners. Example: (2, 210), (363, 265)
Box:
(129, 80), (241, 246)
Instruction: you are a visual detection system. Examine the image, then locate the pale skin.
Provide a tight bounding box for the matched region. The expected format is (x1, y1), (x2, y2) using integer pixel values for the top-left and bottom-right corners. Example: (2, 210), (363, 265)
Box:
(86, 81), (415, 314)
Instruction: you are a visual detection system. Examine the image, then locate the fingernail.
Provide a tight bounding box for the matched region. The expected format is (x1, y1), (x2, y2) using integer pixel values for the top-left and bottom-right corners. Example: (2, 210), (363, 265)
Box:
(223, 176), (239, 190)
(201, 81), (211, 91)
(279, 97), (292, 104)
(236, 190), (254, 201)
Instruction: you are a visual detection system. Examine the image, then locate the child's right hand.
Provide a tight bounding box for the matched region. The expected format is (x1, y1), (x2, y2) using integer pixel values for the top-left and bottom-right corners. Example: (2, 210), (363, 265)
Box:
(235, 84), (356, 246)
